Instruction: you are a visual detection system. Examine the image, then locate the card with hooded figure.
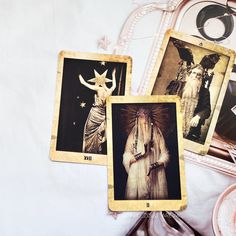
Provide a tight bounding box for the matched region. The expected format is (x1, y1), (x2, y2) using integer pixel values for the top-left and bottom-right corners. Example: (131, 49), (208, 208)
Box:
(107, 95), (186, 211)
(50, 51), (132, 165)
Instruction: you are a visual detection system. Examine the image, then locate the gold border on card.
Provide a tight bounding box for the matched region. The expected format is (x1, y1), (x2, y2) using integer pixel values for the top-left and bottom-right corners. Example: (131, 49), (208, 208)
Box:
(107, 95), (187, 211)
(50, 51), (132, 165)
(147, 29), (235, 155)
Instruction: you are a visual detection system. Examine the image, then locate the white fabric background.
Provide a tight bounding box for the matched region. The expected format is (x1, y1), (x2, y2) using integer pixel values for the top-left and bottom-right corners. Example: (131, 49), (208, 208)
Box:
(0, 0), (235, 235)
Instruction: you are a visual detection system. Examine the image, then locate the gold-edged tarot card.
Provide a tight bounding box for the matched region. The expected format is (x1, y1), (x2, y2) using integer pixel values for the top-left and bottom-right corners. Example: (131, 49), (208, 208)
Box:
(147, 29), (235, 155)
(107, 95), (186, 211)
(50, 51), (132, 165)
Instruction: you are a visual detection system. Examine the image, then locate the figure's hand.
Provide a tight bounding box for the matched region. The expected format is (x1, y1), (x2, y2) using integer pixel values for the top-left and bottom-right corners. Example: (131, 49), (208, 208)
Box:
(112, 68), (116, 77)
(147, 161), (161, 176)
(129, 158), (137, 166)
(190, 115), (200, 127)
(101, 136), (106, 143)
(78, 75), (85, 84)
(156, 160), (165, 166)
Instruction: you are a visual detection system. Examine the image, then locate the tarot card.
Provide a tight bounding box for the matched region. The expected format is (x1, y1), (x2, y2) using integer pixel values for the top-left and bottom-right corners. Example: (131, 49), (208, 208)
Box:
(50, 51), (132, 165)
(147, 30), (235, 155)
(171, 1), (236, 175)
(107, 95), (186, 211)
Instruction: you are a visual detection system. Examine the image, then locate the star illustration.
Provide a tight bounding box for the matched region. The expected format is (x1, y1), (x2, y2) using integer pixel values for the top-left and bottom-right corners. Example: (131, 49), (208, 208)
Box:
(97, 36), (111, 51)
(88, 70), (112, 86)
(100, 61), (106, 66)
(80, 102), (86, 108)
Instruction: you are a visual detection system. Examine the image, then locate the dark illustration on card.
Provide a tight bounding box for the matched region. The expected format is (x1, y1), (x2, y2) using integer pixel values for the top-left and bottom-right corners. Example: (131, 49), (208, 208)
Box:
(164, 38), (220, 144)
(55, 55), (130, 161)
(112, 103), (182, 202)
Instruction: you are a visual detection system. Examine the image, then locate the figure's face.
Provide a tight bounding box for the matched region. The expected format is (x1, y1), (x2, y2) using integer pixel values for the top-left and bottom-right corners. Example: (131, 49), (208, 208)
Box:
(137, 108), (150, 123)
(189, 68), (203, 81)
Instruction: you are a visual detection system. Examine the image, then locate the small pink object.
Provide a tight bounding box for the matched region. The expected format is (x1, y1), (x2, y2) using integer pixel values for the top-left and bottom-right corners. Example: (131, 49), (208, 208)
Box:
(213, 183), (236, 236)
(97, 36), (111, 51)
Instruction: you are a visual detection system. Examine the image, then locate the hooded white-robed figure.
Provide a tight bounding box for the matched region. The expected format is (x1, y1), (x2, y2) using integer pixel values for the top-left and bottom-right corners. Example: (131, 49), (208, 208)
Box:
(122, 108), (169, 200)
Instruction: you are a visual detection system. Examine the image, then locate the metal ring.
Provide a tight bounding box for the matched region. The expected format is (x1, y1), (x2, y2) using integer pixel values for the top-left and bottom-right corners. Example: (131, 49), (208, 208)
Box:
(196, 4), (234, 41)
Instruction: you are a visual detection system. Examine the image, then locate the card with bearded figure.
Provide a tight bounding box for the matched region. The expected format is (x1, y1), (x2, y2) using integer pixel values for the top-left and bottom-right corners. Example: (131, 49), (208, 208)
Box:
(50, 51), (132, 165)
(147, 30), (235, 155)
(107, 95), (186, 211)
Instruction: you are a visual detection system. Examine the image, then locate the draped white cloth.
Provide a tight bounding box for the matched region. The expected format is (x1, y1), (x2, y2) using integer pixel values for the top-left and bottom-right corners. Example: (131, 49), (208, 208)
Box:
(83, 105), (106, 153)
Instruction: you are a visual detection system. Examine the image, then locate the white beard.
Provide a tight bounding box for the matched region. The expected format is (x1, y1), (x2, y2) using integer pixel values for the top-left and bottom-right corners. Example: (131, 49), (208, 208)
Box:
(181, 78), (202, 137)
(182, 77), (202, 98)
